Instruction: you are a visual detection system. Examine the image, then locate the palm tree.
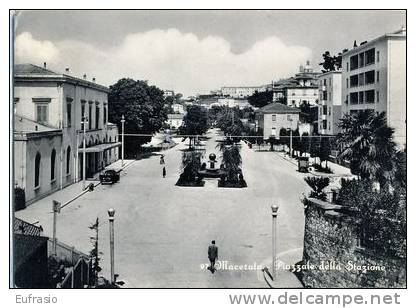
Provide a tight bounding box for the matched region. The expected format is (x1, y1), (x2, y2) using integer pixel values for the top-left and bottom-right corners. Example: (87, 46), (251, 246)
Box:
(337, 110), (396, 185)
(219, 144), (242, 183)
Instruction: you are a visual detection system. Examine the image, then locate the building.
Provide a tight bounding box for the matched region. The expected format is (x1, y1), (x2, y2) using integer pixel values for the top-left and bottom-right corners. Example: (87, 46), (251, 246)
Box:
(172, 103), (185, 114)
(166, 113), (184, 129)
(273, 61), (319, 107)
(163, 89), (175, 98)
(13, 63), (120, 204)
(221, 86), (266, 98)
(317, 71), (343, 135)
(341, 27), (406, 146)
(255, 102), (300, 140)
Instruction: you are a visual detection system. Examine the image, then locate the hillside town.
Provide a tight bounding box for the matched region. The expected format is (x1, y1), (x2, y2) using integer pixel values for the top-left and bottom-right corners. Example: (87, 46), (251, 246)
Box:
(12, 12), (406, 289)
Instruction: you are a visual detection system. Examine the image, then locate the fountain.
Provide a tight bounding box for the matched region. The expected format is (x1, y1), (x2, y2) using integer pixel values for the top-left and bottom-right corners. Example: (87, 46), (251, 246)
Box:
(198, 153), (226, 178)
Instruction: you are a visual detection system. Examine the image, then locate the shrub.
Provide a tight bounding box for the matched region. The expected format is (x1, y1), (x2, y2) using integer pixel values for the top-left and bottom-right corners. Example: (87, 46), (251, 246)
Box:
(14, 187), (26, 211)
(304, 176), (330, 201)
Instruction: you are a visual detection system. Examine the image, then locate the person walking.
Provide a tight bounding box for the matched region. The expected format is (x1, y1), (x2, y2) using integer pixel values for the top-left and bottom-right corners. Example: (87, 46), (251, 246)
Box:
(160, 154), (165, 165)
(208, 240), (218, 274)
(162, 166), (166, 178)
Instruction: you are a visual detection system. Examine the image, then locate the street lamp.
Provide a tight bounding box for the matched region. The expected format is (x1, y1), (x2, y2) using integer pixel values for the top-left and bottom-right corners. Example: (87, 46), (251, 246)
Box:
(121, 115), (125, 167)
(81, 116), (88, 190)
(108, 208), (116, 285)
(271, 204), (279, 279)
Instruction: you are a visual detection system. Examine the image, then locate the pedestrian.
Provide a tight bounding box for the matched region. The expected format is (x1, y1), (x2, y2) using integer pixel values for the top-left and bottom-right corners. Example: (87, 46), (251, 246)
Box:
(162, 166), (166, 178)
(208, 240), (218, 274)
(160, 154), (165, 165)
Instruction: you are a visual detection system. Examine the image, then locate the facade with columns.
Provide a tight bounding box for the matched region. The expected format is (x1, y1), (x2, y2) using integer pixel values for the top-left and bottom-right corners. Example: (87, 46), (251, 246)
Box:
(13, 64), (120, 205)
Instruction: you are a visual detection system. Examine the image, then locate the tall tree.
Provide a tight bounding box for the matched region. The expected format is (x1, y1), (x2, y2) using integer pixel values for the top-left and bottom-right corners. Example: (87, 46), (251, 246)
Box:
(108, 78), (167, 156)
(319, 51), (342, 72)
(180, 105), (208, 147)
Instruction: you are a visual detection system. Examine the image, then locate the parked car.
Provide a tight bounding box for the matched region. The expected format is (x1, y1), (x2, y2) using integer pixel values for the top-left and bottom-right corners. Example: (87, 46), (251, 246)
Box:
(99, 169), (120, 184)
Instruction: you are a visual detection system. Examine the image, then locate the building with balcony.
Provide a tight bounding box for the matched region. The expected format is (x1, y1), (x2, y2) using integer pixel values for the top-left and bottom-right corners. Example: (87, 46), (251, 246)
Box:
(255, 102), (300, 140)
(341, 27), (406, 146)
(317, 71), (342, 135)
(13, 63), (120, 204)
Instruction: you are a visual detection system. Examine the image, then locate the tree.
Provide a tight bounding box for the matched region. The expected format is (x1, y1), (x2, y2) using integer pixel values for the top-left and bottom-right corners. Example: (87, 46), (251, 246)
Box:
(180, 151), (202, 183)
(279, 127), (288, 149)
(319, 51), (342, 72)
(219, 144), (242, 183)
(180, 105), (208, 148)
(108, 78), (167, 157)
(247, 91), (273, 108)
(310, 135), (321, 164)
(304, 176), (330, 201)
(337, 110), (396, 185)
(300, 132), (310, 157)
(292, 129), (301, 157)
(318, 136), (331, 168)
(300, 101), (318, 124)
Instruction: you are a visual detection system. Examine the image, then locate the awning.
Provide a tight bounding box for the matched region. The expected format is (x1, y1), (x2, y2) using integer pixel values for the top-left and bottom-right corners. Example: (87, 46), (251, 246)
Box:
(78, 142), (121, 153)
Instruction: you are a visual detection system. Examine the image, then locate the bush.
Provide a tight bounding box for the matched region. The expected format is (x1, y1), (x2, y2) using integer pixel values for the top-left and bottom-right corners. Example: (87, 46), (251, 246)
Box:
(304, 176), (330, 201)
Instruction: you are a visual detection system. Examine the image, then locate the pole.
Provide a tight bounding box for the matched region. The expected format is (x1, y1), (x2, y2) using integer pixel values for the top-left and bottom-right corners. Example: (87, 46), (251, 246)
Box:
(52, 200), (61, 255)
(121, 115), (125, 167)
(108, 208), (115, 284)
(271, 204), (279, 279)
(82, 117), (87, 190)
(289, 129), (293, 158)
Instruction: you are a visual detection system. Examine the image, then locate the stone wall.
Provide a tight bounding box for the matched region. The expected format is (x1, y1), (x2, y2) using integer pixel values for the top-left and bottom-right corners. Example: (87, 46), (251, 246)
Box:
(300, 198), (406, 288)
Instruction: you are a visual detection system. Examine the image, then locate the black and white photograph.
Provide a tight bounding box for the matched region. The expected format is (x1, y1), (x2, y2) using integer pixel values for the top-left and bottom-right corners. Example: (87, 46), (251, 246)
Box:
(8, 8), (407, 294)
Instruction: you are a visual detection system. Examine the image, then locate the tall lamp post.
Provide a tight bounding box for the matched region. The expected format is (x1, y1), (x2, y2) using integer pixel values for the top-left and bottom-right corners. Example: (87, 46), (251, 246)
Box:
(81, 116), (88, 190)
(108, 208), (116, 285)
(271, 204), (279, 279)
(288, 118), (293, 158)
(121, 115), (125, 167)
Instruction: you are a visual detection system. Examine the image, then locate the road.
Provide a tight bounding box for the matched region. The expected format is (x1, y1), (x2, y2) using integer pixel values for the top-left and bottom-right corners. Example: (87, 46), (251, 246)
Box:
(16, 129), (310, 287)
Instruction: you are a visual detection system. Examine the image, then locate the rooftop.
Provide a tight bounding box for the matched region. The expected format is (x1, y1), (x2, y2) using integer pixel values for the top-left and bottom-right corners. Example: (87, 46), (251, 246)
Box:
(14, 63), (109, 93)
(167, 113), (184, 119)
(14, 114), (60, 133)
(256, 102), (301, 114)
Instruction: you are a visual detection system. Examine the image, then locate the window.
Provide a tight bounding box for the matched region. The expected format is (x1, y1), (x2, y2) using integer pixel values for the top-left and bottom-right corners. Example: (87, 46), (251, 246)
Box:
(350, 55), (359, 70)
(365, 70), (375, 84)
(291, 100), (296, 105)
(358, 73), (365, 86)
(323, 79), (327, 86)
(350, 75), (359, 87)
(66, 101), (72, 127)
(347, 62), (349, 71)
(329, 78), (331, 86)
(345, 95), (349, 105)
(35, 152), (41, 188)
(323, 105), (328, 115)
(376, 91), (379, 102)
(322, 120), (327, 130)
(328, 121), (331, 130)
(272, 114), (276, 121)
(271, 127), (276, 136)
(328, 107), (332, 116)
(322, 91), (327, 100)
(51, 149), (56, 181)
(346, 78), (349, 88)
(287, 115), (292, 121)
(376, 71), (380, 82)
(364, 48), (375, 65)
(359, 91), (364, 104)
(359, 53), (365, 67)
(35, 104), (48, 124)
(329, 92), (332, 101)
(66, 146), (71, 175)
(88, 103), (92, 130)
(95, 104), (100, 129)
(350, 92), (359, 105)
(103, 106), (107, 125)
(365, 90), (375, 103)
(376, 51), (380, 62)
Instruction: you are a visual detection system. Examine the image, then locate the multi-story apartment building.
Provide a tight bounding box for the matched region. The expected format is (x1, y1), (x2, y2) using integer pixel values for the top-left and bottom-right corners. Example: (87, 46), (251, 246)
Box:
(317, 71), (342, 135)
(341, 27), (406, 146)
(14, 63), (120, 204)
(221, 86), (266, 98)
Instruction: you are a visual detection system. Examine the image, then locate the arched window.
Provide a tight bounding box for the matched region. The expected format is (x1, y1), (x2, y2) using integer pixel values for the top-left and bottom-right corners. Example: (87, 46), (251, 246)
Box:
(35, 152), (41, 187)
(51, 149), (56, 181)
(66, 146), (71, 174)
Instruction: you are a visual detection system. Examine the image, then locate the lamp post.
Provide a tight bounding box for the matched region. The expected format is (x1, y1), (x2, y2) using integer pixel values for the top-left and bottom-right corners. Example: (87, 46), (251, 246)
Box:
(108, 208), (116, 285)
(81, 116), (88, 190)
(52, 200), (61, 255)
(121, 115), (125, 167)
(271, 204), (279, 279)
(288, 118), (293, 158)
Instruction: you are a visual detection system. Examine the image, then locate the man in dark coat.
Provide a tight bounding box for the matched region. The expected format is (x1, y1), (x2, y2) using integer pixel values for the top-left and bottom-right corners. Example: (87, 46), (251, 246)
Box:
(208, 240), (218, 273)
(162, 166), (166, 178)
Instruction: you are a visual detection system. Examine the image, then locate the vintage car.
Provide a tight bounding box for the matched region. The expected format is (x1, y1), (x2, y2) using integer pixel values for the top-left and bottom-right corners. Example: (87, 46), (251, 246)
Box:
(99, 169), (120, 184)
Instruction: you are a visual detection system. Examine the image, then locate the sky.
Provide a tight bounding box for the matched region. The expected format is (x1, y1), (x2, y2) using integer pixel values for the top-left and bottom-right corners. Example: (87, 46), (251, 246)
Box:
(13, 10), (406, 97)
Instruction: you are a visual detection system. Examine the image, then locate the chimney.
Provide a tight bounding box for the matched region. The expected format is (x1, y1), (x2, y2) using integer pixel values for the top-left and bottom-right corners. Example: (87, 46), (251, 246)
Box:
(92, 77), (96, 83)
(83, 74), (87, 80)
(43, 62), (47, 69)
(65, 68), (70, 73)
